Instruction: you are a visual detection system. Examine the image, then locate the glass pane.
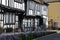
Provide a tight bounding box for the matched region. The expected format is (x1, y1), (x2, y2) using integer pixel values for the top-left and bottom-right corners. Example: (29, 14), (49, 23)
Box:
(13, 14), (15, 23)
(42, 5), (48, 16)
(16, 2), (18, 8)
(7, 0), (8, 6)
(19, 3), (22, 9)
(4, 14), (5, 24)
(21, 4), (23, 10)
(0, 14), (1, 20)
(2, 0), (6, 5)
(22, 3), (25, 10)
(5, 0), (8, 6)
(28, 19), (30, 27)
(25, 20), (27, 27)
(0, 0), (1, 4)
(16, 16), (18, 21)
(8, 25), (9, 28)
(18, 3), (19, 9)
(5, 13), (9, 23)
(12, 25), (15, 29)
(10, 13), (12, 23)
(30, 19), (33, 27)
(14, 2), (17, 8)
(0, 21), (3, 27)
(10, 25), (13, 28)
(1, 14), (3, 20)
(36, 11), (40, 15)
(35, 19), (38, 22)
(15, 22), (18, 28)
(29, 10), (33, 15)
(30, 2), (35, 10)
(4, 25), (8, 28)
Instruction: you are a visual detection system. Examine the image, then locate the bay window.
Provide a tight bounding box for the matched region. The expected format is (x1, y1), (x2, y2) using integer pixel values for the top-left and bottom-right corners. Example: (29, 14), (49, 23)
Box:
(14, 2), (17, 8)
(27, 1), (35, 16)
(14, 0), (25, 10)
(35, 3), (41, 16)
(42, 5), (48, 16)
(1, 0), (8, 6)
(4, 12), (16, 25)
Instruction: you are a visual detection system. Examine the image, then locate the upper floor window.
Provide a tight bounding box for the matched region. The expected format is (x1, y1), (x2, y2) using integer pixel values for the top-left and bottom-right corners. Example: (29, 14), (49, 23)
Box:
(41, 5), (48, 16)
(14, 0), (24, 3)
(1, 0), (8, 6)
(29, 9), (33, 15)
(0, 0), (2, 4)
(14, 1), (25, 10)
(27, 1), (35, 16)
(2, 0), (6, 5)
(4, 12), (16, 25)
(35, 3), (41, 16)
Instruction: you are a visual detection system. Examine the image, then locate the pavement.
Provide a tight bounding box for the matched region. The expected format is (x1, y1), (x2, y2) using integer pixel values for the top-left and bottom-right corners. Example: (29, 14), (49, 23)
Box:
(33, 33), (60, 40)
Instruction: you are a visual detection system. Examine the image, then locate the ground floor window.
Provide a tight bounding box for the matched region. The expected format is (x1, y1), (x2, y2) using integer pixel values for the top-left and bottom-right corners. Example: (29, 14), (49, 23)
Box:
(22, 18), (40, 31)
(0, 12), (18, 29)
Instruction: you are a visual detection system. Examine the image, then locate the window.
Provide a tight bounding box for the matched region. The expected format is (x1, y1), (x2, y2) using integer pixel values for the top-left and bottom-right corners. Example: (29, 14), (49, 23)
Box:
(6, 0), (8, 6)
(31, 19), (33, 27)
(15, 22), (18, 28)
(35, 19), (39, 28)
(4, 12), (16, 24)
(28, 19), (31, 27)
(22, 3), (25, 10)
(16, 16), (18, 22)
(14, 2), (17, 8)
(29, 10), (33, 15)
(14, 0), (24, 3)
(2, 0), (6, 5)
(29, 2), (35, 10)
(14, 2), (25, 10)
(0, 13), (3, 21)
(2, 0), (8, 6)
(35, 3), (41, 16)
(19, 3), (22, 9)
(0, 0), (2, 4)
(42, 5), (48, 16)
(16, 2), (19, 8)
(27, 1), (35, 16)
(0, 21), (3, 27)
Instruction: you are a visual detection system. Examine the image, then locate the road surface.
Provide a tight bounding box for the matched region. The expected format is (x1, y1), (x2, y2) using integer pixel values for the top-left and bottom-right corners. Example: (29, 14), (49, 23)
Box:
(33, 33), (60, 40)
